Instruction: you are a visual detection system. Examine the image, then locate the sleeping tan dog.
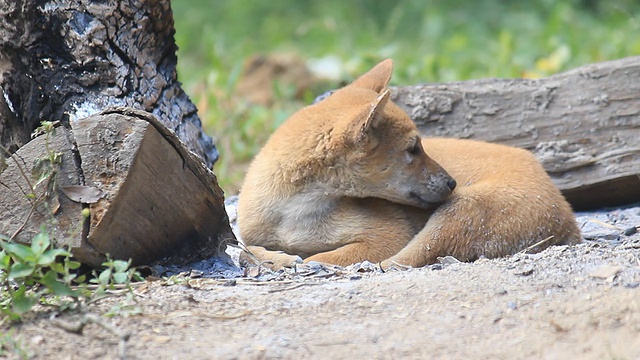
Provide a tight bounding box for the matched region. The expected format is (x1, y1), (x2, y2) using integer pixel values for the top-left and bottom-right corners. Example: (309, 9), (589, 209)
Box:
(237, 59), (581, 269)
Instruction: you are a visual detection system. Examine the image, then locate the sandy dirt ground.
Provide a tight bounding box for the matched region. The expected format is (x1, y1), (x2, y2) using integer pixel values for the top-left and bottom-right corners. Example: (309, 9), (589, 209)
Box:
(3, 201), (640, 360)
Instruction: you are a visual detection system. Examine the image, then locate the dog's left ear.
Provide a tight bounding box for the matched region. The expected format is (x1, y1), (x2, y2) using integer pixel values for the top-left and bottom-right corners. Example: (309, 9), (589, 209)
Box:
(350, 59), (393, 93)
(350, 89), (391, 143)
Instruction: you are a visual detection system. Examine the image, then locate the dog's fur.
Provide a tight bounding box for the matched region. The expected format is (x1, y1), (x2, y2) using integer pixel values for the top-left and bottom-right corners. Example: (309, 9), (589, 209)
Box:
(237, 59), (581, 269)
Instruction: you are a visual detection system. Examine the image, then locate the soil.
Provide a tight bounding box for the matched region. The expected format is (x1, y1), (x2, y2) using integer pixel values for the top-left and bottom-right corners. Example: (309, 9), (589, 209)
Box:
(4, 199), (640, 360)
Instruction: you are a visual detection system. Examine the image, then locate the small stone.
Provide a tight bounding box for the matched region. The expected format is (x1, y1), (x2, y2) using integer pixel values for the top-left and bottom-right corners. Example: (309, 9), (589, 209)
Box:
(579, 216), (621, 240)
(189, 269), (203, 278)
(437, 256), (461, 265)
(352, 260), (377, 273)
(589, 264), (623, 279)
(514, 266), (534, 276)
(30, 335), (45, 345)
(581, 229), (620, 241)
(624, 226), (638, 236)
(222, 279), (236, 286)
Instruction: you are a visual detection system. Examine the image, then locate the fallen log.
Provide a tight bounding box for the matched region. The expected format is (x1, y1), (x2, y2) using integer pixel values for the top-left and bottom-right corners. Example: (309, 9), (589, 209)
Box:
(0, 108), (235, 267)
(391, 56), (640, 210)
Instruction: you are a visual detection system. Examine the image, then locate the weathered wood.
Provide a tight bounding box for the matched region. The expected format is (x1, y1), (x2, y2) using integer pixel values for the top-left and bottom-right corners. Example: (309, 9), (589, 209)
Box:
(0, 0), (218, 166)
(0, 108), (235, 267)
(0, 125), (95, 259)
(391, 56), (640, 210)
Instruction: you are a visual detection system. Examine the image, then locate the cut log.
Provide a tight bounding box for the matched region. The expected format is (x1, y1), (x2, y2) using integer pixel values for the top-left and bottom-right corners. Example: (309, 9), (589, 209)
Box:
(391, 56), (640, 210)
(0, 108), (235, 267)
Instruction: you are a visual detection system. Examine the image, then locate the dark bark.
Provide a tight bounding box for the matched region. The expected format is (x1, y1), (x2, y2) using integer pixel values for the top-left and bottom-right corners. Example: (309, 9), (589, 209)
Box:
(0, 0), (218, 166)
(391, 56), (640, 210)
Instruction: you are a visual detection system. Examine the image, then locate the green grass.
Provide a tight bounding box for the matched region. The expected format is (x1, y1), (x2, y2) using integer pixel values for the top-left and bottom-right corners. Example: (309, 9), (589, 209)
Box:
(171, 0), (640, 193)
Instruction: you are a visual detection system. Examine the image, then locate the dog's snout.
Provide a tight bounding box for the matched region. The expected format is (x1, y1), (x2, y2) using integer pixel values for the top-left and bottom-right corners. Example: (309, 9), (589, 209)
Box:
(447, 178), (457, 191)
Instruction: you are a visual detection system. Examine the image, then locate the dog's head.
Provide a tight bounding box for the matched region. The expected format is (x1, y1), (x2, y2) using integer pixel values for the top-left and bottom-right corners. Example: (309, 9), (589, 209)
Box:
(317, 59), (456, 208)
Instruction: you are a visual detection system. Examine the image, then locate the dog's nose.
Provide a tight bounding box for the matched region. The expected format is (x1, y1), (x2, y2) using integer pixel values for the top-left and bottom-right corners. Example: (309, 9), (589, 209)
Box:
(447, 179), (457, 191)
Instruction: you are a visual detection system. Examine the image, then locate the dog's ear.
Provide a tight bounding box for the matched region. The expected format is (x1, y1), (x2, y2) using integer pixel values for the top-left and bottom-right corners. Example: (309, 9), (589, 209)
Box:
(350, 59), (393, 93)
(349, 89), (391, 144)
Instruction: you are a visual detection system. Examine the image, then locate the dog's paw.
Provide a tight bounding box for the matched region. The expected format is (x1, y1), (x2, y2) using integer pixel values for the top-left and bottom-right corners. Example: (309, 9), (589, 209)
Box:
(271, 253), (303, 270)
(380, 259), (412, 271)
(240, 248), (302, 271)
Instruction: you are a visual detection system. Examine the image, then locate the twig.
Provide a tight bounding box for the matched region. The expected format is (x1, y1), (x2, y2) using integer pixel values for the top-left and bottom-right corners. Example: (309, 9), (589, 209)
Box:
(76, 281), (146, 291)
(267, 283), (313, 293)
(145, 309), (252, 320)
(10, 203), (36, 240)
(519, 235), (555, 254)
(188, 278), (298, 287)
(50, 313), (130, 359)
(1, 142), (52, 240)
(2, 145), (34, 193)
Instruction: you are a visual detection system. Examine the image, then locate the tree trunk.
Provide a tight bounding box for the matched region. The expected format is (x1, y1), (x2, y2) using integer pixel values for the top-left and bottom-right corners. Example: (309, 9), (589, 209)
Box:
(0, 0), (218, 167)
(391, 56), (640, 210)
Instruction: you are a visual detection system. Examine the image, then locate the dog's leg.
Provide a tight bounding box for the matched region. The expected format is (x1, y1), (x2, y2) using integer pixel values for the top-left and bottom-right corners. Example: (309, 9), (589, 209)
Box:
(304, 244), (367, 267)
(381, 184), (580, 269)
(304, 241), (397, 267)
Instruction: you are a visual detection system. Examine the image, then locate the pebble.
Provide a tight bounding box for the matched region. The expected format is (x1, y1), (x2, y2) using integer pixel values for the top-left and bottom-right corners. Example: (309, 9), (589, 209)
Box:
(624, 227), (638, 236)
(582, 230), (620, 241)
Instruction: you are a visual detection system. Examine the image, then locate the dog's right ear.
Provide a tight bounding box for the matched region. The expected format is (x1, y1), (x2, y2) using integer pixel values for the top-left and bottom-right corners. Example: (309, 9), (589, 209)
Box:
(346, 88), (391, 146)
(350, 59), (393, 94)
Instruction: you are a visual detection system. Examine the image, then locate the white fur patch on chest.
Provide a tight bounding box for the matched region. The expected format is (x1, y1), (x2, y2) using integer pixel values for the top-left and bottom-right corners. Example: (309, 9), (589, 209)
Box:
(273, 190), (343, 255)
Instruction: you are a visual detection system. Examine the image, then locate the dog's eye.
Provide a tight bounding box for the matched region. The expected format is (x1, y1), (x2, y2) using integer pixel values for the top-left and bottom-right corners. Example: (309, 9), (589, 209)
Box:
(407, 139), (421, 155)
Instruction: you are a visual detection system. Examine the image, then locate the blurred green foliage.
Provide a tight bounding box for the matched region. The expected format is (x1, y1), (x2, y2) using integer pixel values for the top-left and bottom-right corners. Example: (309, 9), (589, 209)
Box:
(172, 0), (640, 193)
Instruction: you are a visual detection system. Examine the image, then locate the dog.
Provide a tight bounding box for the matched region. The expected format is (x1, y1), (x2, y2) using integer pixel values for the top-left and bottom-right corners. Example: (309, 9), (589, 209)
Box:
(237, 59), (581, 269)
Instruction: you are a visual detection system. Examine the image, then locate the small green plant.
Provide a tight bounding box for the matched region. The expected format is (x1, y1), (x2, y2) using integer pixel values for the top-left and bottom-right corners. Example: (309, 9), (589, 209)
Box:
(31, 121), (62, 195)
(0, 231), (143, 324)
(0, 330), (31, 359)
(1, 120), (143, 324)
(0, 230), (83, 322)
(90, 256), (142, 295)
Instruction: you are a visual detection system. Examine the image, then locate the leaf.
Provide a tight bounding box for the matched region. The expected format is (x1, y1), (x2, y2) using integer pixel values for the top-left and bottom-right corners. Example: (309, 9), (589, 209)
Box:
(49, 262), (65, 274)
(0, 241), (34, 263)
(39, 271), (77, 297)
(36, 252), (58, 266)
(37, 248), (69, 266)
(9, 262), (36, 279)
(66, 260), (82, 270)
(0, 250), (10, 270)
(11, 285), (37, 314)
(98, 268), (112, 285)
(113, 260), (130, 273)
(60, 185), (104, 203)
(113, 272), (129, 284)
(30, 232), (50, 256)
